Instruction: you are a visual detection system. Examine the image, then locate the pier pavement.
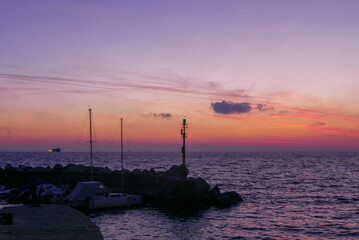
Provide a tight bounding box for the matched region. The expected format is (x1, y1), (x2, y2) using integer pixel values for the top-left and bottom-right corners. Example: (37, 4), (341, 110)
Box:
(0, 204), (103, 240)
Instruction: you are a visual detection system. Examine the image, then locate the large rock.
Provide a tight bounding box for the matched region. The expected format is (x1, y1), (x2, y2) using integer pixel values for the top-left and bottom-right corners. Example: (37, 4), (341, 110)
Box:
(94, 166), (111, 174)
(53, 164), (63, 171)
(208, 186), (243, 207)
(5, 164), (14, 171)
(17, 165), (27, 172)
(132, 169), (142, 175)
(64, 164), (88, 173)
(34, 167), (51, 173)
(145, 175), (211, 211)
(223, 191), (243, 203)
(186, 177), (211, 201)
(113, 169), (130, 175)
(162, 164), (188, 179)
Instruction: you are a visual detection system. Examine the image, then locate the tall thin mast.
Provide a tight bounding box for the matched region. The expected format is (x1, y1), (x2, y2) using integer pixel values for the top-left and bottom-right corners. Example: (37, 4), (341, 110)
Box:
(181, 117), (187, 166)
(89, 108), (93, 181)
(121, 118), (124, 193)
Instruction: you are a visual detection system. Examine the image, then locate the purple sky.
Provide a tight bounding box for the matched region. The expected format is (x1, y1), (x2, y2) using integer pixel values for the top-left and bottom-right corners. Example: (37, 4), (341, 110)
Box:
(1, 1), (359, 151)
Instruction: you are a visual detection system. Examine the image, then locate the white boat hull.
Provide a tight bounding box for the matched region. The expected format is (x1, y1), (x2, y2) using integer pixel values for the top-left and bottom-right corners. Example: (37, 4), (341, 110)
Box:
(89, 193), (142, 209)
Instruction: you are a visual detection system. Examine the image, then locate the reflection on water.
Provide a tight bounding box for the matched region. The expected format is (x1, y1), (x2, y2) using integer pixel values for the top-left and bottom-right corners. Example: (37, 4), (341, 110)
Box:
(90, 208), (208, 240)
(1, 152), (359, 239)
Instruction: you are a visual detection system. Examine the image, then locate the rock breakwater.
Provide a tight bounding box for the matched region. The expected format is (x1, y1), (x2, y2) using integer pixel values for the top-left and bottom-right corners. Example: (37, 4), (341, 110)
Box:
(0, 163), (243, 211)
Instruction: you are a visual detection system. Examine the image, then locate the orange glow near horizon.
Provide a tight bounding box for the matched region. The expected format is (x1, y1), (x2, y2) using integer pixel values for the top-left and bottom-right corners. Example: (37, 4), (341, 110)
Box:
(2, 100), (359, 151)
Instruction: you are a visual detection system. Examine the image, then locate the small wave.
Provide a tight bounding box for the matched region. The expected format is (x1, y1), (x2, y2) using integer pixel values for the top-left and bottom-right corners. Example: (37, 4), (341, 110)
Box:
(304, 230), (325, 236)
(240, 227), (267, 231)
(336, 232), (359, 238)
(335, 196), (359, 204)
(228, 236), (245, 240)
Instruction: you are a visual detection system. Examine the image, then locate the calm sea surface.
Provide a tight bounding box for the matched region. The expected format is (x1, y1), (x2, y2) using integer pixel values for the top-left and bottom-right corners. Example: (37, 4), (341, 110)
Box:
(1, 152), (359, 239)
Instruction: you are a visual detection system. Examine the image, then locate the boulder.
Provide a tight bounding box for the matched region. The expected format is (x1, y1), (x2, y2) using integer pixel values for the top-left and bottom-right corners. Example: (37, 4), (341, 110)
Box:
(153, 177), (187, 209)
(34, 167), (51, 173)
(132, 169), (142, 175)
(5, 164), (14, 171)
(114, 169), (130, 175)
(24, 166), (34, 172)
(208, 186), (221, 204)
(53, 164), (63, 171)
(222, 191), (243, 203)
(64, 164), (87, 173)
(215, 192), (232, 207)
(150, 175), (211, 211)
(18, 165), (27, 171)
(141, 169), (155, 177)
(209, 185), (221, 197)
(208, 186), (243, 207)
(94, 166), (111, 174)
(14, 166), (25, 172)
(186, 177), (210, 198)
(149, 168), (156, 175)
(163, 164), (188, 178)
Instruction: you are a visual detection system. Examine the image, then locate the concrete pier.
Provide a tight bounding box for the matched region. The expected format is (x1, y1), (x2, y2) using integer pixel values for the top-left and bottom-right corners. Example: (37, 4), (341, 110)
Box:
(0, 204), (103, 240)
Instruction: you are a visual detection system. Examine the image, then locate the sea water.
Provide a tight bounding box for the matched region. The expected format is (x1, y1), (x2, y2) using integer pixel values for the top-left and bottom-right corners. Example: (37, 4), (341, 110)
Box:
(1, 152), (358, 239)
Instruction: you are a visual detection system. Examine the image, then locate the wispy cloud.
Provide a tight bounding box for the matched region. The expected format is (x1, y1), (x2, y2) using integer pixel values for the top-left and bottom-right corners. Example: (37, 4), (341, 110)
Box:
(0, 71), (254, 101)
(0, 127), (51, 133)
(275, 105), (359, 122)
(308, 121), (326, 128)
(0, 68), (301, 107)
(0, 73), (115, 89)
(142, 112), (173, 118)
(314, 127), (359, 135)
(3, 70), (358, 126)
(0, 86), (44, 92)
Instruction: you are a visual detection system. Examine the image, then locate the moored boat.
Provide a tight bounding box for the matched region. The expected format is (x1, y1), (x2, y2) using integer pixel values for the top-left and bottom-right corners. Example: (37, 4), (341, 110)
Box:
(90, 193), (142, 209)
(65, 181), (142, 209)
(65, 110), (142, 209)
(48, 148), (61, 152)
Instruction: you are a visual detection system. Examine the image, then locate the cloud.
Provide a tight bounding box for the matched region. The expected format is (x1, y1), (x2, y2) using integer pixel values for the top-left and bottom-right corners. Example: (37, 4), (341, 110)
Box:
(211, 101), (274, 115)
(256, 104), (273, 112)
(156, 113), (172, 118)
(309, 121), (326, 128)
(211, 101), (251, 114)
(278, 110), (291, 115)
(143, 112), (172, 118)
(0, 72), (250, 100)
(315, 127), (359, 135)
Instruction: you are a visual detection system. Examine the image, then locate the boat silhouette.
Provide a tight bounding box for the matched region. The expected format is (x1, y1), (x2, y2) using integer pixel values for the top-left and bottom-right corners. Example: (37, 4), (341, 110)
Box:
(48, 148), (61, 152)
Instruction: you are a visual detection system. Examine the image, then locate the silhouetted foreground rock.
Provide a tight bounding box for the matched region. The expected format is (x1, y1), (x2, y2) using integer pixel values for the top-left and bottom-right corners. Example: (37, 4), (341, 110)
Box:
(208, 186), (243, 207)
(0, 163), (243, 211)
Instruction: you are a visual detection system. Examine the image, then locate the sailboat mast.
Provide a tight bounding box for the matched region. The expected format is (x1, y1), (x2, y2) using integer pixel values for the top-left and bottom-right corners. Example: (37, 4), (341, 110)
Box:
(181, 117), (187, 166)
(89, 108), (93, 181)
(121, 118), (124, 193)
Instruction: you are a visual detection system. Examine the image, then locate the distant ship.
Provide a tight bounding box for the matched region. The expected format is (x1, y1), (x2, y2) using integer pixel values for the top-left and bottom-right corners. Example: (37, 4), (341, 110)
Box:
(48, 148), (61, 152)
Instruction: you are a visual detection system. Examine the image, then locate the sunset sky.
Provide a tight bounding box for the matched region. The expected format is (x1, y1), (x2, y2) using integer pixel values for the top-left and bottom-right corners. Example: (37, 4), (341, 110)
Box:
(1, 0), (359, 151)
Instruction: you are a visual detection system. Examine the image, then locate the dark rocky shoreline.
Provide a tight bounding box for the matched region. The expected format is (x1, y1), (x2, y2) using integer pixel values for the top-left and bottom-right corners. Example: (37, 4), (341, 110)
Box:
(0, 163), (243, 211)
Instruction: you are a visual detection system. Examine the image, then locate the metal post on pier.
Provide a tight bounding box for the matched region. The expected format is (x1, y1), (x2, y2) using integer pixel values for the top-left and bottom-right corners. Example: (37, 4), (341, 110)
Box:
(181, 117), (187, 167)
(89, 108), (94, 181)
(121, 118), (124, 193)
